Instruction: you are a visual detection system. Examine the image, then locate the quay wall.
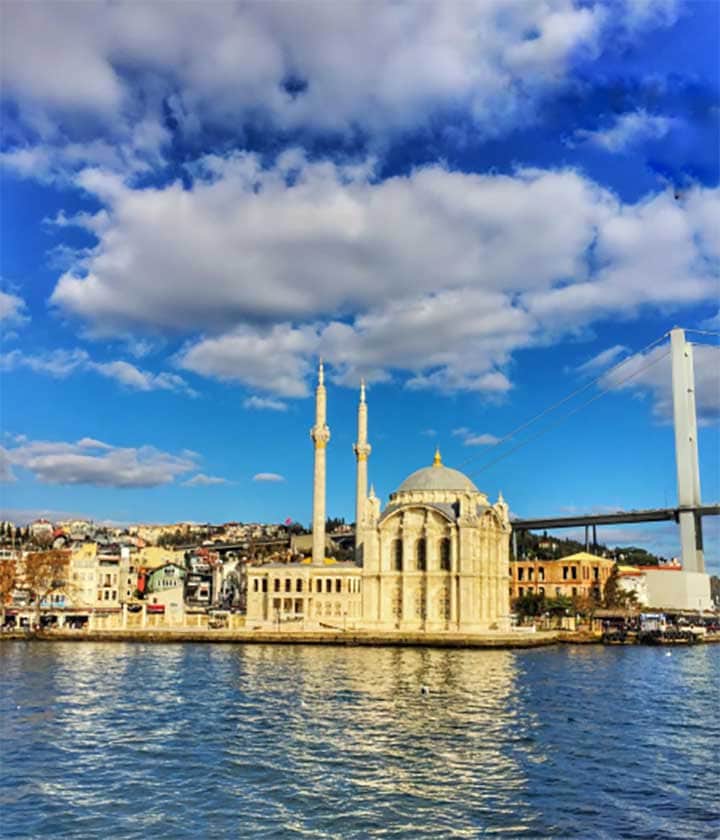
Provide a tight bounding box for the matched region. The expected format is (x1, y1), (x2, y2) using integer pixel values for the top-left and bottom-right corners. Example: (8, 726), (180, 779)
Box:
(0, 628), (562, 649)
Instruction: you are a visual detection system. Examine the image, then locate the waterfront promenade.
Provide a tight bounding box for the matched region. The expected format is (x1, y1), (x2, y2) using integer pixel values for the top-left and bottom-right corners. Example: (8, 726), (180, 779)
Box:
(1, 627), (563, 648)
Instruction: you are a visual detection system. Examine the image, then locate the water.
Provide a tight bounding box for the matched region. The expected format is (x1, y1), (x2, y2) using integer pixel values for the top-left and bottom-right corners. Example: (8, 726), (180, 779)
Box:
(0, 643), (718, 839)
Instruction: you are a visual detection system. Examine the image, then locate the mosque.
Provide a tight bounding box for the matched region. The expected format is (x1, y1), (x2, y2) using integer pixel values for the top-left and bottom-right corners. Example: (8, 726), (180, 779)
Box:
(246, 362), (511, 633)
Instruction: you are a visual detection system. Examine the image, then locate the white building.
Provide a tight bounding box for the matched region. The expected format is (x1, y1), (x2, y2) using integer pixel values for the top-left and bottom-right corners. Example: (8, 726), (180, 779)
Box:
(247, 363), (511, 633)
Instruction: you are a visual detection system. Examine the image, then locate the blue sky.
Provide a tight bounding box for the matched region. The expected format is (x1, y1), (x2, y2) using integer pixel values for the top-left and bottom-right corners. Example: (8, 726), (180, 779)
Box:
(1, 1), (718, 568)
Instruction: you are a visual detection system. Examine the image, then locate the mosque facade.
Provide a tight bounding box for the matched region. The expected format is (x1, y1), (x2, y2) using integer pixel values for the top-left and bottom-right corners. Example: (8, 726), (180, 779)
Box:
(246, 363), (511, 633)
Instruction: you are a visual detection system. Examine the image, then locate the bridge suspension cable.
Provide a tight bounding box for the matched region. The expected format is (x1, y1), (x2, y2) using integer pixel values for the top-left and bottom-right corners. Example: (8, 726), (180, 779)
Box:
(460, 330), (669, 471)
(464, 346), (671, 480)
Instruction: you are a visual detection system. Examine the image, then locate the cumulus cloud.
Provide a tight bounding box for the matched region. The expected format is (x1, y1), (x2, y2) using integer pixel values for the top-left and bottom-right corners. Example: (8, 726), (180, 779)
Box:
(3, 0), (668, 152)
(178, 325), (317, 398)
(572, 109), (673, 152)
(2, 437), (198, 487)
(47, 155), (718, 397)
(0, 448), (17, 482)
(0, 348), (196, 396)
(0, 291), (29, 326)
(243, 396), (288, 411)
(575, 345), (630, 377)
(182, 473), (229, 487)
(453, 428), (500, 446)
(599, 342), (720, 425)
(252, 473), (285, 483)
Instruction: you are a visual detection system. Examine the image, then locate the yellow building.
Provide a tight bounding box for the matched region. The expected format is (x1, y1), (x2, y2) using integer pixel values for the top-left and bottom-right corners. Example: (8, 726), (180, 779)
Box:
(138, 546), (187, 570)
(509, 551), (614, 601)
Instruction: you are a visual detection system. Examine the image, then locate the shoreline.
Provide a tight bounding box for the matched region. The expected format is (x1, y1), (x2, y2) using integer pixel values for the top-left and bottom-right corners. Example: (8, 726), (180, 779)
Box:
(1, 628), (565, 649)
(3, 629), (717, 648)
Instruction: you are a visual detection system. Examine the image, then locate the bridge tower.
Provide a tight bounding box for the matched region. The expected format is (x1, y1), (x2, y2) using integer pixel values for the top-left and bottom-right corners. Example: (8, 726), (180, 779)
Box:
(670, 327), (704, 573)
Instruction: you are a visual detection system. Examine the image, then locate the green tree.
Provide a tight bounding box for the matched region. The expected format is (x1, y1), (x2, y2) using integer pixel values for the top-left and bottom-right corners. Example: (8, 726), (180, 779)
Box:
(513, 592), (545, 618)
(603, 566), (638, 609)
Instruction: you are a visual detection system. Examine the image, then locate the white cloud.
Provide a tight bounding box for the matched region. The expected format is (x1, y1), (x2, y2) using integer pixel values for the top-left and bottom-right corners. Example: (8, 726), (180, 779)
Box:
(0, 448), (17, 482)
(572, 109), (673, 152)
(252, 473), (285, 483)
(576, 345), (629, 377)
(243, 396), (288, 412)
(0, 291), (29, 326)
(2, 437), (198, 487)
(699, 310), (720, 331)
(3, 0), (657, 150)
(29, 152), (716, 398)
(0, 348), (195, 396)
(178, 325), (318, 398)
(182, 473), (229, 487)
(600, 342), (720, 425)
(453, 428), (500, 446)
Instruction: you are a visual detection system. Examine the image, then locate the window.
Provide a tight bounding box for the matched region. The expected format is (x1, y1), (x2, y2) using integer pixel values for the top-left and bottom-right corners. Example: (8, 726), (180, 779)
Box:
(572, 587), (577, 596)
(538, 567), (545, 581)
(518, 567), (525, 581)
(335, 578), (342, 593)
(593, 567), (599, 580)
(274, 579), (280, 593)
(325, 579), (332, 593)
(285, 578), (291, 592)
(528, 567), (534, 580)
(392, 539), (403, 572)
(262, 579), (267, 593)
(440, 538), (451, 571)
(563, 566), (569, 580)
(518, 586), (524, 596)
(111, 590), (116, 600)
(416, 538), (426, 571)
(296, 579), (303, 592)
(538, 587), (545, 596)
(316, 579), (323, 593)
(253, 579), (259, 592)
(571, 567), (577, 580)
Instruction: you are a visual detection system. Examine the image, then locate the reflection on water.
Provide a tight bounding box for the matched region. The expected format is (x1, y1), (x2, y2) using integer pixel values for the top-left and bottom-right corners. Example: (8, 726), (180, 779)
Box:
(1, 643), (718, 839)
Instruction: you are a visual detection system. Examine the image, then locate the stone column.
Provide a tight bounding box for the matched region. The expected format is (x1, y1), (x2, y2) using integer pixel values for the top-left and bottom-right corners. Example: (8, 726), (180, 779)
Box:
(480, 527), (490, 622)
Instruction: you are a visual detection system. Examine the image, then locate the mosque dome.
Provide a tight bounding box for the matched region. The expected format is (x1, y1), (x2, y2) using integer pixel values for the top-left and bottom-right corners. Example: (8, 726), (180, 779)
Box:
(396, 449), (479, 493)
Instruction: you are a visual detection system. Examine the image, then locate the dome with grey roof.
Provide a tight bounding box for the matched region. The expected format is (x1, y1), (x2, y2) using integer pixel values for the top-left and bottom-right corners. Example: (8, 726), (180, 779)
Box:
(396, 450), (478, 493)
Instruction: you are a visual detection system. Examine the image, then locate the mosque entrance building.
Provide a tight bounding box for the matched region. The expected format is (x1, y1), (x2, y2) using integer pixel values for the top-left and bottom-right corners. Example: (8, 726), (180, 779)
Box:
(246, 362), (511, 634)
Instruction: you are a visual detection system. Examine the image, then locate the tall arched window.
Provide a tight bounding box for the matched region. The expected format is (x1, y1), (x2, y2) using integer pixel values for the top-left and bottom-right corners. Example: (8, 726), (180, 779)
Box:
(439, 538), (451, 571)
(392, 538), (403, 572)
(416, 538), (426, 571)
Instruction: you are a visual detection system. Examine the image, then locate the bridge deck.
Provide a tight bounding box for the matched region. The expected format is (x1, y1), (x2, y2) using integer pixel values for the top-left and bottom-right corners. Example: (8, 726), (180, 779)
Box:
(512, 505), (719, 531)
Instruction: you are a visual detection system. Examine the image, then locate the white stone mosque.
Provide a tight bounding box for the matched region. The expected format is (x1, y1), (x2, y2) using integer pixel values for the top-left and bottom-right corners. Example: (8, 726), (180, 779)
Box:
(246, 362), (511, 633)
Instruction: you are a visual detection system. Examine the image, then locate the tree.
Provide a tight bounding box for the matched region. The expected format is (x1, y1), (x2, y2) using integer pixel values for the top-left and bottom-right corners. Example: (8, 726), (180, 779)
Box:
(513, 592), (545, 618)
(0, 558), (17, 626)
(603, 566), (638, 610)
(22, 550), (73, 626)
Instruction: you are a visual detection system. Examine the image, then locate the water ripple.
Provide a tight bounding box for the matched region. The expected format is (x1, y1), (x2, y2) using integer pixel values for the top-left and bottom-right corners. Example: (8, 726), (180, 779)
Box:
(1, 642), (718, 839)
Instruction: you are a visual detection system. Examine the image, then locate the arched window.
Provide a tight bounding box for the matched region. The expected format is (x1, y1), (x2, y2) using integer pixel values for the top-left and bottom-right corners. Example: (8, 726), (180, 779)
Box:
(439, 538), (451, 571)
(392, 538), (403, 572)
(416, 538), (426, 571)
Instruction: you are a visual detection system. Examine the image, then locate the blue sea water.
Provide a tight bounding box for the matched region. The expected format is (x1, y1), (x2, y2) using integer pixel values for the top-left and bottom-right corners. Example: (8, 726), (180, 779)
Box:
(0, 642), (718, 839)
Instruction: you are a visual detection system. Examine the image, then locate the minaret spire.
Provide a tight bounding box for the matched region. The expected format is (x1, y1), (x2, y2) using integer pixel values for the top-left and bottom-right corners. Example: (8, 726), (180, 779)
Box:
(310, 358), (330, 564)
(353, 378), (371, 555)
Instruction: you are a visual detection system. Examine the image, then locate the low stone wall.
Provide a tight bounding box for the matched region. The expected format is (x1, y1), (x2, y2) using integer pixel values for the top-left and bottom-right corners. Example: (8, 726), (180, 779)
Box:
(1, 627), (561, 649)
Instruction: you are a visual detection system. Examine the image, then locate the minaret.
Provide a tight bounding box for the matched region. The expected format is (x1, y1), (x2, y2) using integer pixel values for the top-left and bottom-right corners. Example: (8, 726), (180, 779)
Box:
(310, 359), (330, 564)
(353, 379), (371, 550)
